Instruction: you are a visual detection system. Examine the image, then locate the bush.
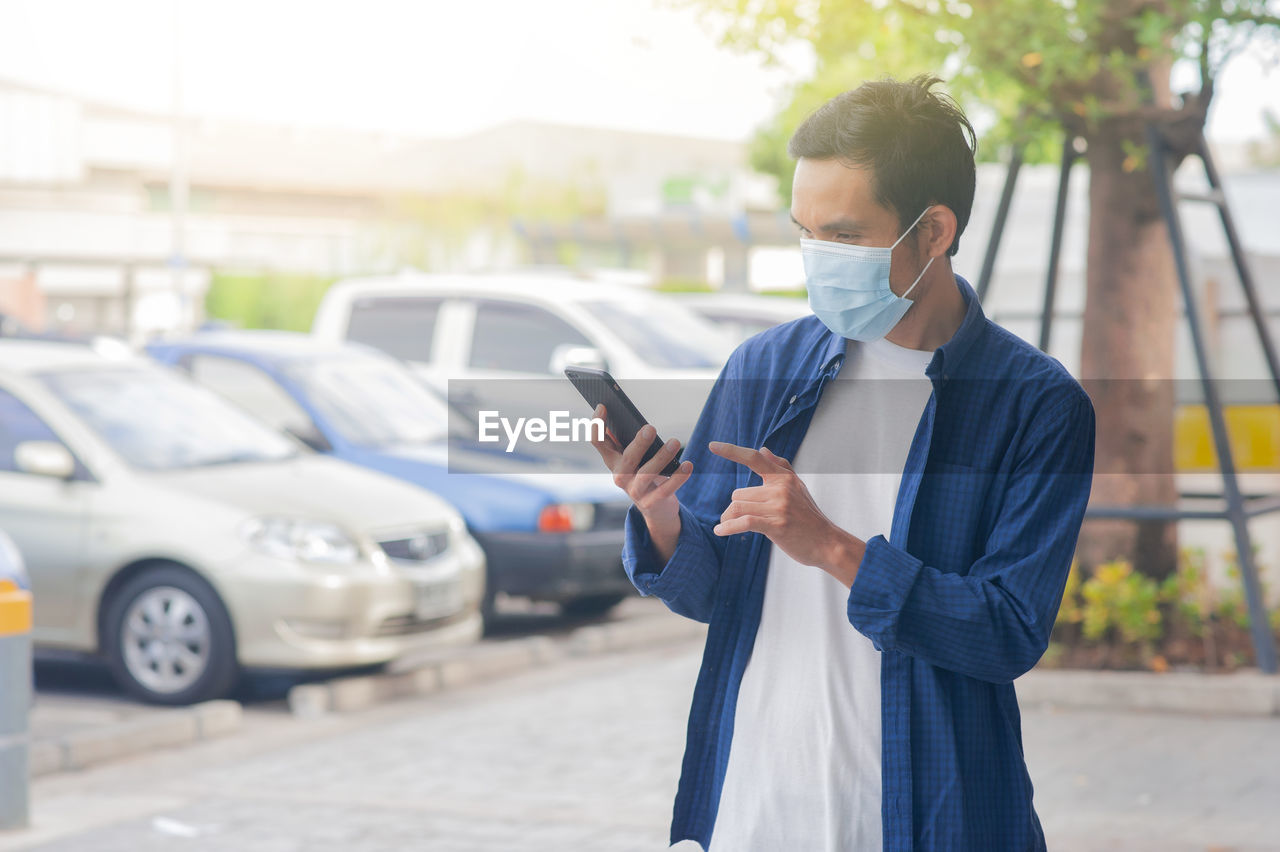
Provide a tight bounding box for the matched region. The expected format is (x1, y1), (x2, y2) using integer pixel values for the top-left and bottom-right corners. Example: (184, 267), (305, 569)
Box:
(1049, 546), (1280, 672)
(204, 272), (335, 332)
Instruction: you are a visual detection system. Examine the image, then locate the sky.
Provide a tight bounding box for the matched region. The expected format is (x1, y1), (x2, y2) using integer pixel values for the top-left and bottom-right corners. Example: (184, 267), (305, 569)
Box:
(0, 0), (1277, 143)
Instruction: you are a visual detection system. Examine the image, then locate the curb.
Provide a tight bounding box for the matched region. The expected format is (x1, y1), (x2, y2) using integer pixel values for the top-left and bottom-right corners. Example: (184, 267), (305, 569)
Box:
(286, 614), (708, 717)
(29, 699), (242, 778)
(1017, 668), (1280, 717)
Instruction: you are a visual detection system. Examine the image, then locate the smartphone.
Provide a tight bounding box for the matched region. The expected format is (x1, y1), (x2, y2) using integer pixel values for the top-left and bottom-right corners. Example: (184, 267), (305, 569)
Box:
(563, 366), (682, 476)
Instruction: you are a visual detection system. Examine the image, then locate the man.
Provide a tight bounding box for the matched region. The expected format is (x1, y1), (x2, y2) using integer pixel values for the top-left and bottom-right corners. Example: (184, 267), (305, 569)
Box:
(590, 75), (1095, 851)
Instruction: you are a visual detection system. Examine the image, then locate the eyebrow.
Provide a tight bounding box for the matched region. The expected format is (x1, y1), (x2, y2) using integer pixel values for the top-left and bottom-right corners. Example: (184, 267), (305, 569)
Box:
(789, 213), (867, 233)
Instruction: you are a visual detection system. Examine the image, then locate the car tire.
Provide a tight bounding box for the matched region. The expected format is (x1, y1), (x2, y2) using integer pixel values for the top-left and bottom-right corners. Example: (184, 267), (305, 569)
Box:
(479, 567), (500, 635)
(560, 593), (627, 618)
(102, 564), (239, 706)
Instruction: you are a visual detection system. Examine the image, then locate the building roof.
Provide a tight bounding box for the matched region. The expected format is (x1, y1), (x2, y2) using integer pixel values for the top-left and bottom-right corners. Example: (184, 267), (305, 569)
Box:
(327, 271), (671, 304)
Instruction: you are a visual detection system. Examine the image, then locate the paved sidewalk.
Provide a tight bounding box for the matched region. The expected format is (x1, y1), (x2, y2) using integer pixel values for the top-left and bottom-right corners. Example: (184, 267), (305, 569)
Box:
(22, 597), (694, 777)
(4, 641), (1280, 851)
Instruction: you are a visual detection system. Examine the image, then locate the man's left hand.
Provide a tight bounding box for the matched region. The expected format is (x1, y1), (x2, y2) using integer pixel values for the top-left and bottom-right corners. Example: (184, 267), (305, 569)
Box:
(708, 441), (863, 587)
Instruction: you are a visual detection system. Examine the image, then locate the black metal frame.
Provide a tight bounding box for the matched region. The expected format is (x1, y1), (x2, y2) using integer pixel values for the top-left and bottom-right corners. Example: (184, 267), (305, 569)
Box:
(976, 125), (1280, 674)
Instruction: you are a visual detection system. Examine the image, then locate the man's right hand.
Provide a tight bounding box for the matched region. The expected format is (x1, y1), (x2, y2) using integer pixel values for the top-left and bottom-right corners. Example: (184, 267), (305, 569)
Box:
(588, 403), (692, 564)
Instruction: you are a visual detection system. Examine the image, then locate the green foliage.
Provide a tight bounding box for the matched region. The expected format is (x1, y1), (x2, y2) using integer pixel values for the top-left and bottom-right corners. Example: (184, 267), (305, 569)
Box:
(656, 277), (717, 292)
(1054, 544), (1280, 666)
(1157, 545), (1213, 636)
(204, 272), (335, 332)
(681, 0), (1280, 202)
(1219, 544), (1268, 629)
(1079, 558), (1164, 643)
(1055, 557), (1084, 628)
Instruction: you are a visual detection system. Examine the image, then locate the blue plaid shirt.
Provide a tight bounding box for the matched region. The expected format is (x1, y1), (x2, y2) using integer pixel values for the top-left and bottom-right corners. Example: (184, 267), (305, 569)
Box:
(622, 273), (1096, 851)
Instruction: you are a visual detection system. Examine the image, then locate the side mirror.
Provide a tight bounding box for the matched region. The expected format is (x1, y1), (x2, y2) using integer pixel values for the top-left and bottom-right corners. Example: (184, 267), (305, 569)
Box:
(14, 441), (76, 479)
(284, 425), (332, 453)
(549, 344), (607, 374)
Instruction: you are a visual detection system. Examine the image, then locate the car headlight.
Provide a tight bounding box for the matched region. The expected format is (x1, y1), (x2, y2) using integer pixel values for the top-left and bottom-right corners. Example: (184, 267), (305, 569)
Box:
(240, 517), (361, 564)
(536, 502), (595, 533)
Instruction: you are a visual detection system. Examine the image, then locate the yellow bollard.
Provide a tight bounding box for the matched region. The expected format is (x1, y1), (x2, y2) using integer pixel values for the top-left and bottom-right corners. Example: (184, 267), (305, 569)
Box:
(0, 578), (32, 830)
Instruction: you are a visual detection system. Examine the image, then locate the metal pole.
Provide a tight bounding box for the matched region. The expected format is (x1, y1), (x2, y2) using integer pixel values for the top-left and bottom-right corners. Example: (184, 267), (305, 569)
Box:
(1196, 135), (1280, 403)
(122, 263), (135, 344)
(976, 147), (1023, 303)
(1039, 137), (1076, 353)
(0, 579), (32, 829)
(1146, 123), (1278, 674)
(170, 0), (189, 335)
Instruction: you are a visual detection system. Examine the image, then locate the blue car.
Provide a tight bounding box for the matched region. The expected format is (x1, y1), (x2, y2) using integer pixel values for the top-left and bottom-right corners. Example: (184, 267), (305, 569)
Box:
(147, 331), (635, 625)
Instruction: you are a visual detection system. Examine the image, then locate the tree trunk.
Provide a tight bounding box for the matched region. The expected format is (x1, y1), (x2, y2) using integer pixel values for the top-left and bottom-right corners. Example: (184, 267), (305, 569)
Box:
(1076, 119), (1180, 580)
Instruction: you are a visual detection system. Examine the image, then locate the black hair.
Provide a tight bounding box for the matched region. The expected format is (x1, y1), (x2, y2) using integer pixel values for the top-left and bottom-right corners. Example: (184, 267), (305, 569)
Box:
(788, 75), (977, 256)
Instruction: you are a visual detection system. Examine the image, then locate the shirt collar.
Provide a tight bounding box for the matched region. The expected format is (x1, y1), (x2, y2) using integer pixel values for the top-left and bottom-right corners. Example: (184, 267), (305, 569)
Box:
(815, 272), (986, 381)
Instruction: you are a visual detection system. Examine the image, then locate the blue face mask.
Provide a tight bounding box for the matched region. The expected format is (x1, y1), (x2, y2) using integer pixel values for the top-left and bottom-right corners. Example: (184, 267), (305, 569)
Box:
(801, 205), (935, 341)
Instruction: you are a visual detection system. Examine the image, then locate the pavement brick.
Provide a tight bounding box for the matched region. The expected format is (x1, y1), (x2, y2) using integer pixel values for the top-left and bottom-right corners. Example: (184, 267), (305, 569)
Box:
(61, 713), (198, 771)
(328, 675), (382, 713)
(25, 740), (62, 778)
(285, 684), (330, 719)
(192, 701), (242, 739)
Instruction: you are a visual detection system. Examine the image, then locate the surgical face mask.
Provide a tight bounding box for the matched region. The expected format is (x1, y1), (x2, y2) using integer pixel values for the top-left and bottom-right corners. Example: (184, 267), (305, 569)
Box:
(801, 205), (935, 341)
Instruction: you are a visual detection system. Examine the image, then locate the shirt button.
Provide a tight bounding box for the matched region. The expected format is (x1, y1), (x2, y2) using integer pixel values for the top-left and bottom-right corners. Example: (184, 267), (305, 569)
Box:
(789, 395), (798, 404)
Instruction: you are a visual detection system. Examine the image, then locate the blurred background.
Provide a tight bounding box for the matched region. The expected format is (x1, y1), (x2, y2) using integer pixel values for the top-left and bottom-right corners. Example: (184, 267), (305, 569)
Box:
(0, 0), (1276, 340)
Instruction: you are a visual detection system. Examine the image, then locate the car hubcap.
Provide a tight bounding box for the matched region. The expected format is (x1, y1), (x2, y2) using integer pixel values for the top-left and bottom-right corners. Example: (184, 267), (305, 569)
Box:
(121, 586), (211, 694)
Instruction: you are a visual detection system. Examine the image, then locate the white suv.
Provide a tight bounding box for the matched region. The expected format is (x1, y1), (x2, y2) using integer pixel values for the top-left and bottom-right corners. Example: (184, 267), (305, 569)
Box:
(311, 273), (733, 448)
(312, 272), (732, 383)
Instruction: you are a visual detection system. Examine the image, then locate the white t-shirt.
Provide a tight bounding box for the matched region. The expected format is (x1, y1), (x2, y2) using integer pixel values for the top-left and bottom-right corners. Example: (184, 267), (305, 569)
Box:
(708, 335), (934, 852)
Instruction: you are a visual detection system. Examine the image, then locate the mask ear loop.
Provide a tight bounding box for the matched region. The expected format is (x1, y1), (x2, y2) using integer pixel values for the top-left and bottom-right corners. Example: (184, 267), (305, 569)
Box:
(901, 256), (935, 298)
(892, 205), (936, 299)
(890, 205), (934, 250)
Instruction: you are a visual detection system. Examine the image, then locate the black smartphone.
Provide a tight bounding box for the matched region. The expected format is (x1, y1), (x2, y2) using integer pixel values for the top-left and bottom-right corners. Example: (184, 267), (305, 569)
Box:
(563, 366), (682, 476)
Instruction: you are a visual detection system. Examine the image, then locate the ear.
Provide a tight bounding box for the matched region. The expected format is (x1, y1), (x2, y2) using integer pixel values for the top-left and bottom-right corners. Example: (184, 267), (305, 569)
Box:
(918, 205), (958, 258)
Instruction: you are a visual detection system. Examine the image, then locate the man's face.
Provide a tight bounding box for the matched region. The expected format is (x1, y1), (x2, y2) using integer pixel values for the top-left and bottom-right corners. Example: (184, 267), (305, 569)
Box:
(790, 157), (925, 296)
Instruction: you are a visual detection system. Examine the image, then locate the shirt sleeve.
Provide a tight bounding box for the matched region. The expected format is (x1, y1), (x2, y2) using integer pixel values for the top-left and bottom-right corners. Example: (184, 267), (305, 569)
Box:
(621, 352), (745, 624)
(845, 388), (1096, 684)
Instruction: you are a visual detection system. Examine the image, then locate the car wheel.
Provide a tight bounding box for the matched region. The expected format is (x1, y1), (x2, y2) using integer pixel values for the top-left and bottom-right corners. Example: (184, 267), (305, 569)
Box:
(102, 564), (239, 706)
(560, 594), (627, 618)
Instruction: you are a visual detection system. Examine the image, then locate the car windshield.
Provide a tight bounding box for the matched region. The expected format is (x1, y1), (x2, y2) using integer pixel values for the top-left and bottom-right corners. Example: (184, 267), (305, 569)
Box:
(284, 352), (451, 448)
(578, 298), (733, 369)
(40, 365), (299, 470)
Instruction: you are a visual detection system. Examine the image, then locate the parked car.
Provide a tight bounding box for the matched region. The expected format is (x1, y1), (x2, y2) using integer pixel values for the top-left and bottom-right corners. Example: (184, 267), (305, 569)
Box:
(670, 292), (812, 345)
(0, 340), (485, 705)
(146, 331), (637, 625)
(312, 273), (733, 383)
(310, 274), (732, 448)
